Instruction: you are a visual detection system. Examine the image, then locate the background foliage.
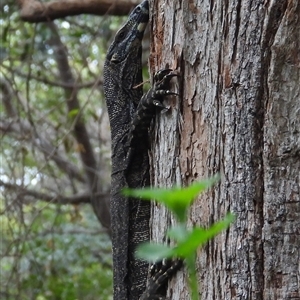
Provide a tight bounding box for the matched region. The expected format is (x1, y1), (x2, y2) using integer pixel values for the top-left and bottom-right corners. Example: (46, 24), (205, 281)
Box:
(0, 1), (135, 299)
(1, 203), (112, 300)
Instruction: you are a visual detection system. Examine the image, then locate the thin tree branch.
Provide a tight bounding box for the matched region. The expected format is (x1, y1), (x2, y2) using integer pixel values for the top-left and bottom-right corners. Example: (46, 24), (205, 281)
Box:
(17, 0), (140, 23)
(0, 179), (109, 205)
(0, 77), (18, 117)
(0, 119), (86, 183)
(1, 64), (102, 89)
(39, 229), (109, 235)
(46, 22), (111, 231)
(47, 22), (99, 190)
(0, 76), (86, 184)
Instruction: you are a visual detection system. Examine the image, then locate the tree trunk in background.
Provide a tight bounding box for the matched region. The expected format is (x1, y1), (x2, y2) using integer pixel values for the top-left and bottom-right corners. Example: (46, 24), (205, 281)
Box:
(149, 0), (299, 299)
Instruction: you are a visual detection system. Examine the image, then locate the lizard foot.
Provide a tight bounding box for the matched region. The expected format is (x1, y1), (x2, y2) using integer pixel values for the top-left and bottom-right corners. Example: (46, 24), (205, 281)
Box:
(140, 259), (183, 300)
(151, 69), (179, 109)
(129, 69), (179, 146)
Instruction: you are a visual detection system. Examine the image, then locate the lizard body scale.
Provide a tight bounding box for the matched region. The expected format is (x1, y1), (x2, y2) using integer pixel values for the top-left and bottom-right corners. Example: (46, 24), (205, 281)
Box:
(103, 1), (180, 299)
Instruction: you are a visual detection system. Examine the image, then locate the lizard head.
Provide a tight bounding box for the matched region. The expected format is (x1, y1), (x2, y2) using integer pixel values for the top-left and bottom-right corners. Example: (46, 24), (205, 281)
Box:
(106, 0), (149, 64)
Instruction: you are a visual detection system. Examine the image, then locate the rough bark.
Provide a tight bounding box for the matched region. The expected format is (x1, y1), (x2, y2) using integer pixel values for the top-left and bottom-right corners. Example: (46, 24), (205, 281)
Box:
(149, 0), (299, 299)
(262, 1), (300, 298)
(17, 0), (140, 22)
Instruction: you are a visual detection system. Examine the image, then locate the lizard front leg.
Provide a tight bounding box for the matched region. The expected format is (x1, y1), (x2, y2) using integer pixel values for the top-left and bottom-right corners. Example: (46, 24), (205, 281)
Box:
(129, 69), (183, 300)
(129, 68), (179, 147)
(140, 259), (183, 300)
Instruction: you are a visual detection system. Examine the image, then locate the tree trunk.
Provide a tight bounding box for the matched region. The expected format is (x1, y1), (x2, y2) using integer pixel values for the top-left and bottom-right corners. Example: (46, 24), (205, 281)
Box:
(149, 0), (300, 299)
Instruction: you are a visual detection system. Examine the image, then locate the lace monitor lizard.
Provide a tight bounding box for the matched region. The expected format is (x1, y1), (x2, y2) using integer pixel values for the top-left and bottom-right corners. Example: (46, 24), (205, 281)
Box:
(103, 1), (181, 299)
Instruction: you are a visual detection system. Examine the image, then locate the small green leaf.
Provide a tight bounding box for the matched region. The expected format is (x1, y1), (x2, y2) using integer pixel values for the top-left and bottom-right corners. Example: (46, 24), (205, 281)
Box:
(136, 243), (174, 261)
(123, 175), (220, 222)
(68, 109), (79, 119)
(173, 213), (235, 257)
(166, 224), (188, 243)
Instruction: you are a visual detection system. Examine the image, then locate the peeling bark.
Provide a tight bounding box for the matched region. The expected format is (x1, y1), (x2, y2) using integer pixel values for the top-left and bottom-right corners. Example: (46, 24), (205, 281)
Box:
(150, 0), (300, 299)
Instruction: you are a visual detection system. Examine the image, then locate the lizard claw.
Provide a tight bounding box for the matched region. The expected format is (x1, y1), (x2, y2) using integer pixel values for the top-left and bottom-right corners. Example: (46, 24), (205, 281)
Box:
(154, 90), (179, 97)
(130, 67), (179, 147)
(151, 68), (179, 108)
(154, 69), (179, 87)
(153, 100), (166, 108)
(140, 259), (183, 300)
(154, 68), (175, 81)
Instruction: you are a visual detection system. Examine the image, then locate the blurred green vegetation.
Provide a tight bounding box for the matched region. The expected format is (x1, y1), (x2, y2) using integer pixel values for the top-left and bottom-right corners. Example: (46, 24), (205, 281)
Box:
(0, 1), (136, 299)
(0, 202), (112, 300)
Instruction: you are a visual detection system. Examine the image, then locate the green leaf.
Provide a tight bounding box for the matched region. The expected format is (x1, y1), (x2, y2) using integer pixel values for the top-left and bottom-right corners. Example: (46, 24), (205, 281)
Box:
(173, 213), (235, 257)
(123, 175), (220, 222)
(136, 243), (174, 261)
(68, 109), (79, 119)
(166, 224), (188, 243)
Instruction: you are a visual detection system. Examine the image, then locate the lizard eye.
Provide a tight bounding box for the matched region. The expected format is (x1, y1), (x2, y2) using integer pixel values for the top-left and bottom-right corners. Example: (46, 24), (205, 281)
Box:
(116, 30), (126, 41)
